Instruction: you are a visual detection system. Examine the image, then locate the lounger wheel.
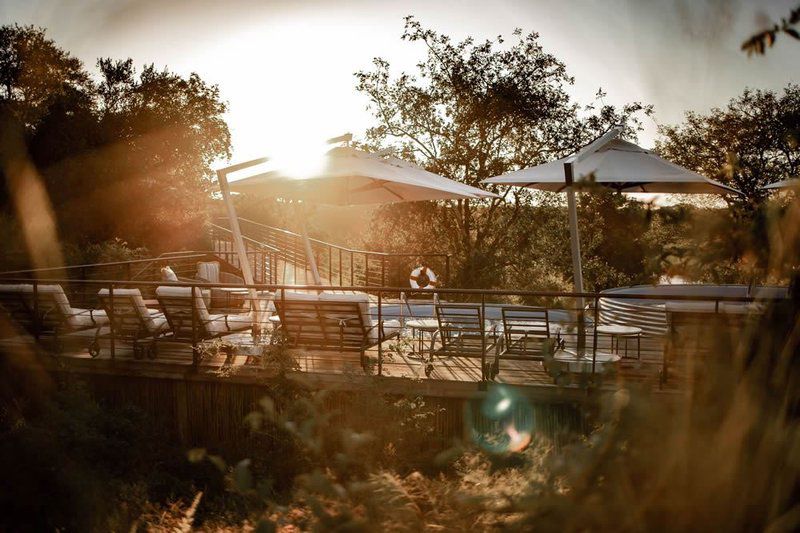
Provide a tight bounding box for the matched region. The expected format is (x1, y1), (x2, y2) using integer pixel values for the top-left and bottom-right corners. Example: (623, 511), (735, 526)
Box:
(425, 363), (434, 377)
(88, 341), (100, 358)
(484, 361), (500, 380)
(133, 344), (145, 360)
(147, 343), (158, 360)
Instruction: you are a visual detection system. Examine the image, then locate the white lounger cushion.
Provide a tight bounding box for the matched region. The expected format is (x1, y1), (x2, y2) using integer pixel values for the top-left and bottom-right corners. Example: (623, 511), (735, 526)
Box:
(276, 290), (394, 343)
(0, 284), (31, 293)
(156, 286), (212, 319)
(68, 308), (110, 328)
(196, 261), (221, 283)
(157, 285), (252, 335)
(18, 284), (109, 329)
(98, 288), (163, 332)
(369, 318), (401, 343)
(275, 289), (320, 302)
(206, 312), (253, 335)
(319, 291), (371, 326)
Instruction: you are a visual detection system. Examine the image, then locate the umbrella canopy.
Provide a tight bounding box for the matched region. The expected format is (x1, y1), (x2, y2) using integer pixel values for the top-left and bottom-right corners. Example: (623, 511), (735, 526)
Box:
(482, 126), (740, 355)
(221, 144), (496, 286)
(483, 137), (739, 194)
(229, 146), (496, 204)
(763, 177), (799, 190)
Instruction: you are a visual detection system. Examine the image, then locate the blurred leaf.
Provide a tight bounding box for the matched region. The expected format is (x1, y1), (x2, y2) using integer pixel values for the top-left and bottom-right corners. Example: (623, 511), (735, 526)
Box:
(233, 459), (253, 492)
(259, 396), (276, 421)
(207, 454), (227, 473)
(186, 448), (206, 463)
(244, 411), (263, 431)
(254, 519), (277, 533)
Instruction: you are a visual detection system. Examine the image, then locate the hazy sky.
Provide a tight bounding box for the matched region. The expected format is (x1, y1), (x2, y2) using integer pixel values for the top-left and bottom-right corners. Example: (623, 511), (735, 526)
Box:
(2, 0), (799, 163)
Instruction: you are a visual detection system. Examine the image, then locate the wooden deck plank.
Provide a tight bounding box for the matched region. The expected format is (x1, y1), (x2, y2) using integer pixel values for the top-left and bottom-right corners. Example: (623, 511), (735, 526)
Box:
(0, 322), (679, 400)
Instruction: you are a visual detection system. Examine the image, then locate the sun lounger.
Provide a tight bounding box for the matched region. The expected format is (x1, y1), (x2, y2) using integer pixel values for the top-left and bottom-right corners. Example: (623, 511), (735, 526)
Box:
(430, 303), (500, 378)
(155, 286), (254, 347)
(499, 306), (551, 358)
(97, 288), (170, 359)
(195, 261), (247, 309)
(273, 289), (401, 371)
(0, 283), (108, 353)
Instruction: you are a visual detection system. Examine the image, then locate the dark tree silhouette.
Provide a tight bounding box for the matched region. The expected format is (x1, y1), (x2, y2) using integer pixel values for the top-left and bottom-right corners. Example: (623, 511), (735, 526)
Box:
(0, 25), (230, 256)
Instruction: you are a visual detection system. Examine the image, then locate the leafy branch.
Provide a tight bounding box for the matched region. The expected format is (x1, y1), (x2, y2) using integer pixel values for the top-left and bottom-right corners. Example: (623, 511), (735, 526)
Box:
(742, 5), (800, 56)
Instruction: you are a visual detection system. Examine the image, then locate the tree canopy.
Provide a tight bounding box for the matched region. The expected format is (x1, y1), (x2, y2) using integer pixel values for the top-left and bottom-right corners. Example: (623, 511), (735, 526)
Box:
(0, 24), (230, 261)
(657, 85), (800, 206)
(356, 17), (652, 290)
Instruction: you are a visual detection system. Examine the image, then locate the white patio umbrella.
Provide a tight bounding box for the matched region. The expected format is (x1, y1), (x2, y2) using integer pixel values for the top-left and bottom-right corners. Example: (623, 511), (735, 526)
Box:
(764, 177), (799, 191)
(218, 139), (497, 287)
(483, 126), (741, 353)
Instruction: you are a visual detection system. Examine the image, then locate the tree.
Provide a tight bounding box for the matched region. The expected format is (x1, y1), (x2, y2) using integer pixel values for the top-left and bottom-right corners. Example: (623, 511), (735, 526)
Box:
(0, 24), (90, 128)
(0, 25), (230, 257)
(657, 85), (800, 207)
(356, 17), (651, 289)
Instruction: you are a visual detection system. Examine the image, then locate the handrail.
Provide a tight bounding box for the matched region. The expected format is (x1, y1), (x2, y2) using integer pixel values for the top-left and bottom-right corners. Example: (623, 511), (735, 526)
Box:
(223, 217), (448, 259)
(0, 252), (211, 276)
(0, 277), (787, 302)
(207, 223), (281, 253)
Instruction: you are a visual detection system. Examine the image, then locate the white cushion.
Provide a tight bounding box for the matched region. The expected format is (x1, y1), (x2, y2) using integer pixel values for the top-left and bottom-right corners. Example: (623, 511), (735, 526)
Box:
(68, 308), (109, 328)
(275, 289), (320, 302)
(206, 312), (252, 335)
(97, 287), (153, 327)
(22, 284), (72, 317)
(369, 318), (401, 343)
(161, 266), (178, 282)
(0, 284), (31, 293)
(196, 261), (221, 283)
(319, 291), (371, 328)
(156, 286), (213, 323)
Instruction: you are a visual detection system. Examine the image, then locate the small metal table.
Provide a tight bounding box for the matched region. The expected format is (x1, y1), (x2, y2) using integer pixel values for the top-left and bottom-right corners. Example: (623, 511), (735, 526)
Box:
(405, 318), (439, 359)
(596, 324), (642, 359)
(554, 350), (621, 373)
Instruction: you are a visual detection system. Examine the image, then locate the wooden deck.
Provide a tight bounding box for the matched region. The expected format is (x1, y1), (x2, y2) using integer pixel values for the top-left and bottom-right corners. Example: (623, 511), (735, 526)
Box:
(1, 324), (677, 403)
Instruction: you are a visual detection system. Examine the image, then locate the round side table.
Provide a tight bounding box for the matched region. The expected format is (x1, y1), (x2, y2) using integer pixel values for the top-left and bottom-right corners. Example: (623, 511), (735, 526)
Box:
(596, 325), (642, 360)
(405, 318), (439, 360)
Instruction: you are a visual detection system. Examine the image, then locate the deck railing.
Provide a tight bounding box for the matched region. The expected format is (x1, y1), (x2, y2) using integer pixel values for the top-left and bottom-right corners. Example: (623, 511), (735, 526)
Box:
(0, 250), (275, 285)
(211, 218), (450, 287)
(0, 277), (785, 389)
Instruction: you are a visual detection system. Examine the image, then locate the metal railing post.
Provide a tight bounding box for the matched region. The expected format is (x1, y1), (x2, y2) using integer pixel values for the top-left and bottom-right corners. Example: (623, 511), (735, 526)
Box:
(377, 289), (383, 376)
(32, 279), (40, 340)
(481, 292), (486, 381)
(328, 247), (332, 285)
(592, 294), (599, 375)
(191, 284), (198, 367)
(109, 283), (115, 360)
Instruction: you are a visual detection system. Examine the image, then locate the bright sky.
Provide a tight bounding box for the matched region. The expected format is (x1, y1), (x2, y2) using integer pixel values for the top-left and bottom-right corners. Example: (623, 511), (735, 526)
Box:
(2, 0), (799, 165)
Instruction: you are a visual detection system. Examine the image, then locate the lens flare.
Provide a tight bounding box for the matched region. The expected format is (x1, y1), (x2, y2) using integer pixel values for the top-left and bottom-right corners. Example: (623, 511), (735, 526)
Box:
(467, 385), (534, 454)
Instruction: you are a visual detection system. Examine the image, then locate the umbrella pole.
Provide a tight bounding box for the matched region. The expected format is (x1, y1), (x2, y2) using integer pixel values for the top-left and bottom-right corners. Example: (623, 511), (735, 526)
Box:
(299, 205), (323, 287)
(564, 162), (586, 356)
(217, 169), (260, 333)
